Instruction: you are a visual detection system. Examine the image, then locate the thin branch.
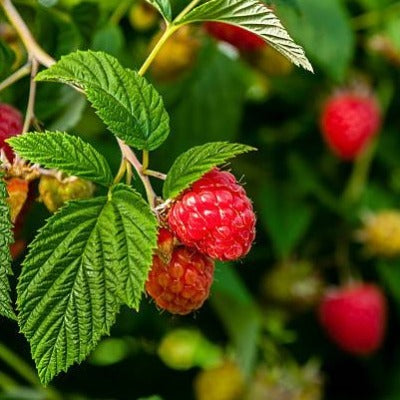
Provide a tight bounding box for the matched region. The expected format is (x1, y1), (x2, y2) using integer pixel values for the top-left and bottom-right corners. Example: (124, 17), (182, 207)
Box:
(0, 0), (55, 67)
(22, 57), (38, 133)
(144, 169), (166, 180)
(0, 61), (31, 92)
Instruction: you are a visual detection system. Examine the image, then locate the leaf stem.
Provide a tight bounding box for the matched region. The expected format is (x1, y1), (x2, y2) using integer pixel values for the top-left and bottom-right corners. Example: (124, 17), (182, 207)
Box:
(0, 0), (55, 68)
(174, 0), (202, 22)
(143, 169), (166, 180)
(22, 57), (38, 133)
(142, 150), (149, 171)
(342, 139), (377, 207)
(113, 158), (128, 184)
(0, 62), (31, 93)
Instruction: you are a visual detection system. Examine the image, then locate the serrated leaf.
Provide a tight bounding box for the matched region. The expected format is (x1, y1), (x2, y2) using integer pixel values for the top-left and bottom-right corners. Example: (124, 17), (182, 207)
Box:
(163, 142), (255, 199)
(176, 0), (313, 71)
(106, 185), (157, 309)
(8, 131), (113, 187)
(0, 174), (16, 320)
(145, 0), (172, 21)
(36, 50), (170, 151)
(17, 186), (157, 384)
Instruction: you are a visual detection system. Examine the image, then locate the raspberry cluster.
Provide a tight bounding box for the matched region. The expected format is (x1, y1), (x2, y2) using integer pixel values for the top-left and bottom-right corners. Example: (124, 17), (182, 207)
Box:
(146, 168), (256, 315)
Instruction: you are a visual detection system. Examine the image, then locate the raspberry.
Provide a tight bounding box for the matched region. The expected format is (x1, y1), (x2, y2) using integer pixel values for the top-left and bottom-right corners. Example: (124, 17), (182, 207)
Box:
(358, 210), (400, 257)
(146, 229), (215, 315)
(204, 22), (265, 52)
(168, 168), (256, 261)
(318, 283), (387, 355)
(0, 103), (23, 161)
(6, 178), (29, 223)
(320, 91), (381, 160)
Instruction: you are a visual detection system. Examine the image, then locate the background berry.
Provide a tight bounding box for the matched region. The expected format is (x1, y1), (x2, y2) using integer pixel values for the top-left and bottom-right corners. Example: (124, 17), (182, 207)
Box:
(319, 284), (387, 355)
(204, 22), (266, 52)
(0, 103), (23, 161)
(146, 240), (215, 315)
(168, 168), (256, 261)
(320, 91), (381, 160)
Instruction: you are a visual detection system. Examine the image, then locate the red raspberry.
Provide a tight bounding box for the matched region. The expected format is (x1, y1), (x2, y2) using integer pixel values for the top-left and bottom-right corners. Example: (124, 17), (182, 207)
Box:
(0, 103), (23, 161)
(168, 168), (256, 261)
(318, 283), (387, 355)
(146, 229), (214, 315)
(204, 22), (265, 52)
(320, 91), (381, 160)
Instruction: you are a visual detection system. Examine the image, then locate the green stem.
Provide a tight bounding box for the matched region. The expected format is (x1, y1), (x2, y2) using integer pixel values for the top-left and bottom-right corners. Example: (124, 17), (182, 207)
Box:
(174, 0), (202, 22)
(0, 62), (31, 93)
(113, 158), (128, 184)
(0, 342), (40, 387)
(342, 139), (377, 207)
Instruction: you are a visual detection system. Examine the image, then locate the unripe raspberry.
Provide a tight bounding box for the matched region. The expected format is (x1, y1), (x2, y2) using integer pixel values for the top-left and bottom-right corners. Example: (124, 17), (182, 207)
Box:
(319, 283), (387, 355)
(39, 175), (95, 213)
(150, 26), (200, 82)
(357, 210), (400, 257)
(6, 178), (29, 223)
(320, 91), (381, 160)
(146, 229), (215, 315)
(168, 168), (256, 261)
(195, 361), (244, 400)
(204, 22), (265, 52)
(0, 103), (23, 161)
(129, 1), (158, 31)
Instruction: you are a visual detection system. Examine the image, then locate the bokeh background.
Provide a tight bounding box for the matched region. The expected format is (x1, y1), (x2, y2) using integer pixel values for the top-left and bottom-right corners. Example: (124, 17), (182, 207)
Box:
(1, 0), (400, 399)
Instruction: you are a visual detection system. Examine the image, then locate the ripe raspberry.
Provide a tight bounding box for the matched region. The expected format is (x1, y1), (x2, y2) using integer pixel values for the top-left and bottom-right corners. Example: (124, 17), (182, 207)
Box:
(320, 91), (381, 160)
(0, 103), (23, 161)
(319, 284), (387, 355)
(146, 229), (215, 315)
(358, 210), (400, 257)
(168, 168), (256, 261)
(204, 22), (265, 52)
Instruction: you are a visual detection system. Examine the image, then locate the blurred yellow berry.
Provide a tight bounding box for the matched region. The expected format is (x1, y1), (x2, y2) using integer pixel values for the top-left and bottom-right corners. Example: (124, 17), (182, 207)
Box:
(129, 1), (159, 32)
(358, 210), (400, 257)
(150, 26), (200, 82)
(195, 361), (244, 400)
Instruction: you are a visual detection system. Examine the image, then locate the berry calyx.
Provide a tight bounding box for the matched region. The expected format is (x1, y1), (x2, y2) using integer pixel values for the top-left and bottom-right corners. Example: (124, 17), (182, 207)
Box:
(168, 168), (256, 261)
(0, 103), (23, 161)
(146, 229), (215, 315)
(204, 22), (265, 52)
(319, 283), (387, 355)
(320, 91), (381, 160)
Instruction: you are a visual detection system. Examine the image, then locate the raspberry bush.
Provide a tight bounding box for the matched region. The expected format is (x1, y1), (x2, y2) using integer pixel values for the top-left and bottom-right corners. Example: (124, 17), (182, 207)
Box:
(0, 0), (399, 399)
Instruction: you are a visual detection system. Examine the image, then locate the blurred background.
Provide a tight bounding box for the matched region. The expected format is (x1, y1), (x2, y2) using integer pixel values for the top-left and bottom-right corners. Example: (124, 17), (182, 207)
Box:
(1, 0), (400, 399)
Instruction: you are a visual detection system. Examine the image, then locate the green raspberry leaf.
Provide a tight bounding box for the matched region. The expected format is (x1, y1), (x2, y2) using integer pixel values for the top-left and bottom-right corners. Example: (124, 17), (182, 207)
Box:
(36, 50), (170, 151)
(0, 173), (16, 320)
(163, 142), (255, 199)
(8, 131), (113, 187)
(17, 186), (157, 384)
(145, 0), (172, 21)
(176, 0), (313, 72)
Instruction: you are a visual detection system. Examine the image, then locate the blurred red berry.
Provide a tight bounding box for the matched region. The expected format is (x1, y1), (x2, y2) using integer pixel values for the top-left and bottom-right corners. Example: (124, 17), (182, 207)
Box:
(168, 168), (256, 261)
(146, 229), (215, 315)
(0, 103), (23, 161)
(320, 91), (381, 160)
(319, 283), (387, 355)
(204, 22), (265, 52)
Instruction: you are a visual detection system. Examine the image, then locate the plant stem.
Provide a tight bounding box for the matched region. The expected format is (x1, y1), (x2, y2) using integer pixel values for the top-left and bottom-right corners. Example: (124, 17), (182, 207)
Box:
(0, 0), (55, 67)
(22, 57), (38, 133)
(142, 150), (149, 171)
(144, 169), (166, 180)
(113, 158), (128, 184)
(174, 0), (202, 22)
(342, 139), (377, 207)
(0, 62), (31, 92)
(138, 24), (178, 76)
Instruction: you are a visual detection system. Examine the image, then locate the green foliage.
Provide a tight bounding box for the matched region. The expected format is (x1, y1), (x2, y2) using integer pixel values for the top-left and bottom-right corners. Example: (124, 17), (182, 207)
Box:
(0, 41), (16, 80)
(163, 142), (255, 199)
(146, 0), (172, 21)
(177, 0), (313, 71)
(17, 185), (157, 384)
(276, 0), (354, 80)
(0, 175), (15, 320)
(36, 51), (170, 151)
(8, 131), (113, 187)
